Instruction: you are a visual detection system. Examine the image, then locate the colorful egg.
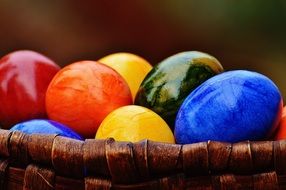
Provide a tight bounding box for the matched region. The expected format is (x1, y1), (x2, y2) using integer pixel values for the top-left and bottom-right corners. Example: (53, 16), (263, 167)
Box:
(135, 51), (223, 129)
(275, 106), (286, 140)
(98, 53), (152, 101)
(175, 70), (283, 144)
(46, 61), (132, 138)
(0, 50), (60, 129)
(10, 119), (82, 140)
(95, 105), (175, 143)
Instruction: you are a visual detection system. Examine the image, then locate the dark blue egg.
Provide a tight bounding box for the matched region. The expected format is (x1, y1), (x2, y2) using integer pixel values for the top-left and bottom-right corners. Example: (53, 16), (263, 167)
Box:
(175, 70), (283, 144)
(10, 119), (83, 140)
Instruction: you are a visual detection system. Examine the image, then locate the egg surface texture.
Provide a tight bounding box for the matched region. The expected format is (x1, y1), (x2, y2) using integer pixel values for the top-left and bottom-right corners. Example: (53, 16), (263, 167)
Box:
(46, 61), (132, 138)
(10, 119), (83, 140)
(135, 51), (223, 128)
(0, 50), (60, 129)
(96, 105), (175, 143)
(99, 53), (152, 101)
(175, 70), (283, 144)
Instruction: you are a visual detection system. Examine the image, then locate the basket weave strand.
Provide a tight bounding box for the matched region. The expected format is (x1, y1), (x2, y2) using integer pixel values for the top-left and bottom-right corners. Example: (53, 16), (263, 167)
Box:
(0, 129), (286, 189)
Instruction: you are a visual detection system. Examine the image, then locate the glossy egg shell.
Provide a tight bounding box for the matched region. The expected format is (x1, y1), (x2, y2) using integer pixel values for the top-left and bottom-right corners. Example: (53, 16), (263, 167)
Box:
(99, 53), (152, 101)
(10, 119), (83, 140)
(46, 61), (132, 138)
(95, 105), (175, 143)
(0, 50), (60, 129)
(135, 51), (223, 129)
(175, 70), (283, 144)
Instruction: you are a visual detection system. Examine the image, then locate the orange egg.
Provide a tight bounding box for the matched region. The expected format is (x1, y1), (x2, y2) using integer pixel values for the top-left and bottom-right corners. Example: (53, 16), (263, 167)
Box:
(275, 106), (286, 140)
(46, 61), (132, 138)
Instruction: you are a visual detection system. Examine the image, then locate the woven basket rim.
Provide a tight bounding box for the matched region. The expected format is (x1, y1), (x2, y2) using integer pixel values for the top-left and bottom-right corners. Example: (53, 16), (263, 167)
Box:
(0, 128), (285, 189)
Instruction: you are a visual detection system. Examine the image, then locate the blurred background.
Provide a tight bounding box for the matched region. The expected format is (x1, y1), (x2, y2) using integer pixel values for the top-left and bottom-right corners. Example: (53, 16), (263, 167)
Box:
(0, 0), (285, 99)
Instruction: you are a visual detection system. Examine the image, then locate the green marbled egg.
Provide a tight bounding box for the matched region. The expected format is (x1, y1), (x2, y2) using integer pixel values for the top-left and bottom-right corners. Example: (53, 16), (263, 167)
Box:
(135, 51), (224, 129)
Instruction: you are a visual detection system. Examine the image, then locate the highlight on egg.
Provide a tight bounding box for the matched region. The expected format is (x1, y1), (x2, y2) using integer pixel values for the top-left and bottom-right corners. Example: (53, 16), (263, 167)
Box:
(46, 60), (132, 138)
(135, 51), (224, 129)
(95, 105), (175, 143)
(175, 70), (283, 144)
(0, 50), (60, 129)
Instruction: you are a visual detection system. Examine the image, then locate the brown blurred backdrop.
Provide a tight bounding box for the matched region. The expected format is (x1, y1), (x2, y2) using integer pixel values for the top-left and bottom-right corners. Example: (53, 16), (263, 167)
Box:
(0, 0), (285, 99)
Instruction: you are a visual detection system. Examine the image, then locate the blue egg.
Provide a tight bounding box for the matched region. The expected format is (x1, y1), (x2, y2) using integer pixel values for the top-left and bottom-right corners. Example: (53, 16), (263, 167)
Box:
(175, 70), (283, 144)
(10, 119), (83, 140)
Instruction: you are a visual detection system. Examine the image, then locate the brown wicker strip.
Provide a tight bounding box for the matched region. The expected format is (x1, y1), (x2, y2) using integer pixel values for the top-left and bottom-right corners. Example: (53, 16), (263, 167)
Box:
(229, 141), (253, 174)
(148, 141), (182, 177)
(28, 134), (58, 165)
(253, 172), (279, 190)
(105, 139), (138, 183)
(158, 174), (184, 190)
(185, 175), (212, 190)
(2, 129), (286, 189)
(55, 175), (84, 190)
(278, 175), (286, 188)
(23, 164), (55, 190)
(114, 180), (159, 190)
(85, 177), (112, 190)
(6, 167), (24, 189)
(0, 130), (12, 157)
(9, 131), (30, 167)
(51, 136), (84, 178)
(5, 166), (286, 190)
(83, 139), (110, 177)
(213, 174), (237, 189)
(274, 140), (286, 174)
(0, 159), (9, 190)
(208, 141), (232, 172)
(212, 174), (253, 190)
(132, 139), (149, 179)
(182, 142), (208, 176)
(251, 141), (274, 172)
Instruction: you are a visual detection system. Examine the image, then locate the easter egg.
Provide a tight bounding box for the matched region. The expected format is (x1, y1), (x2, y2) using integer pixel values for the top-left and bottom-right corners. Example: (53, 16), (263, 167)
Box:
(135, 51), (223, 128)
(175, 70), (283, 144)
(99, 53), (152, 101)
(10, 119), (82, 140)
(95, 105), (175, 143)
(275, 106), (286, 140)
(46, 61), (132, 138)
(0, 50), (60, 129)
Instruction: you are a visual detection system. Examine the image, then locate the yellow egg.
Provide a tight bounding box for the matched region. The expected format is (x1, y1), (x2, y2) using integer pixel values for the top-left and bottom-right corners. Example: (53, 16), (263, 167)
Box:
(95, 105), (175, 143)
(98, 53), (152, 101)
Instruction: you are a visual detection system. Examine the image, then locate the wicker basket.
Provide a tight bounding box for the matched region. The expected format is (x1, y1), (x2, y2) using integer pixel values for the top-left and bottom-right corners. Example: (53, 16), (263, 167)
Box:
(1, 128), (286, 190)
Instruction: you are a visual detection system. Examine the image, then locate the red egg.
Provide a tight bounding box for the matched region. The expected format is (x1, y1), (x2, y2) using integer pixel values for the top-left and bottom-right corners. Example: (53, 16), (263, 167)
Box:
(275, 106), (286, 140)
(46, 61), (132, 138)
(0, 50), (60, 128)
